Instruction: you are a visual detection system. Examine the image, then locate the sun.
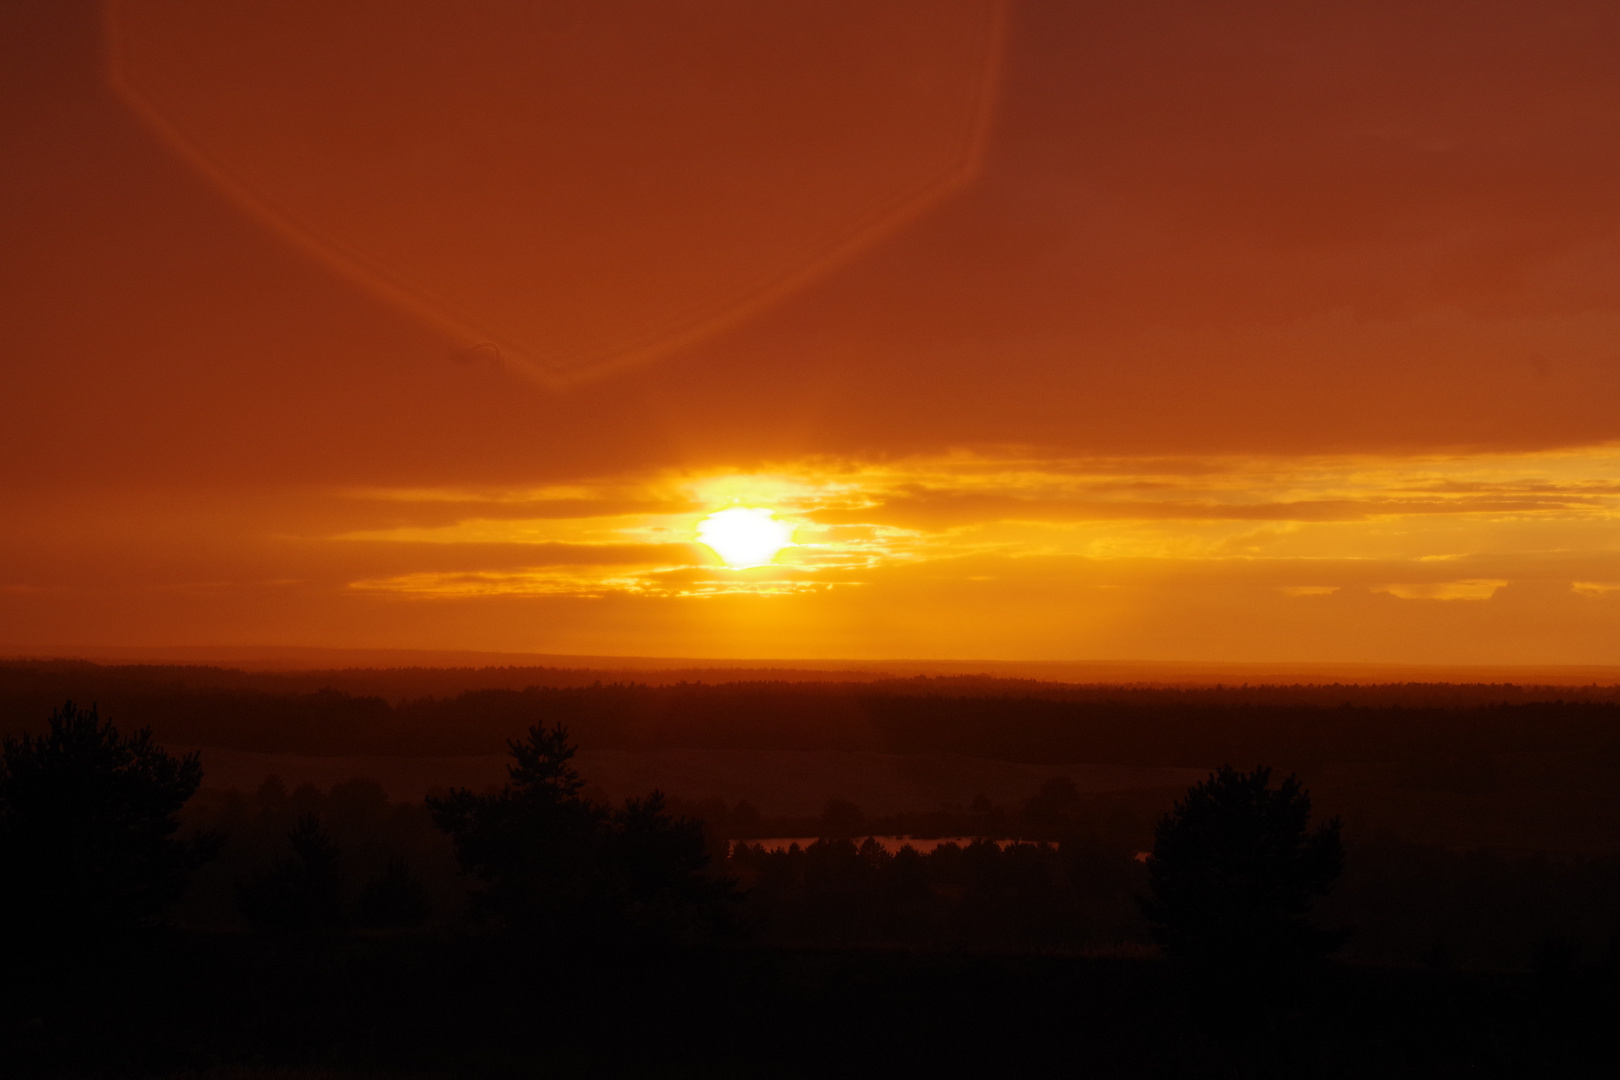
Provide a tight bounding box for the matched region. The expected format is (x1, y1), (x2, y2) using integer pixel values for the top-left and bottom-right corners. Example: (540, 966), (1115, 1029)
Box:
(697, 507), (795, 569)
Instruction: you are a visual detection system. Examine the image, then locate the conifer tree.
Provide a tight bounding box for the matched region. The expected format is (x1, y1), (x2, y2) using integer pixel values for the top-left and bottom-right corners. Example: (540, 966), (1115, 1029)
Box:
(0, 701), (216, 936)
(1141, 765), (1347, 980)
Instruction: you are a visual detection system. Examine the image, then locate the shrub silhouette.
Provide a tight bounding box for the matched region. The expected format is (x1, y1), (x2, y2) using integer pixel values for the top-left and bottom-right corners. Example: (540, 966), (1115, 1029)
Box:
(430, 722), (736, 945)
(0, 701), (216, 937)
(1140, 765), (1347, 980)
(236, 813), (346, 932)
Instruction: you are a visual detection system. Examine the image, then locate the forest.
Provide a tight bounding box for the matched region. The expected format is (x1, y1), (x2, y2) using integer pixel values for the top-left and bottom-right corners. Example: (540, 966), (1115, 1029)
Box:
(2, 660), (1618, 1077)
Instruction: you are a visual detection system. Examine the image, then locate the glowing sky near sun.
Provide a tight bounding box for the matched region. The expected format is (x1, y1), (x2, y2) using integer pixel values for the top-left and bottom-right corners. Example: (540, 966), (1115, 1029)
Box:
(5, 447), (1617, 664)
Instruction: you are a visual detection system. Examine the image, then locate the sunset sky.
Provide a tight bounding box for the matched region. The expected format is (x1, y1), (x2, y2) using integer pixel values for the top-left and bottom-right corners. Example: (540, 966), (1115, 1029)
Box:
(4, 0), (1620, 664)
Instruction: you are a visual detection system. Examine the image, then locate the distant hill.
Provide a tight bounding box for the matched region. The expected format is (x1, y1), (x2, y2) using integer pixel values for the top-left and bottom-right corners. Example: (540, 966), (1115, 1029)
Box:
(7, 644), (1620, 688)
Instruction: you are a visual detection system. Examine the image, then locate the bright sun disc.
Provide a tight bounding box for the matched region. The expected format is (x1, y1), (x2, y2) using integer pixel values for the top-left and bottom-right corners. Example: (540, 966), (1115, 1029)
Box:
(697, 507), (794, 569)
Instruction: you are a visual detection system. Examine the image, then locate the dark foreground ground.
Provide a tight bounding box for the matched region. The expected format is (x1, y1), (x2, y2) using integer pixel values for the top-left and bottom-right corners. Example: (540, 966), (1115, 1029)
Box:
(5, 935), (1617, 1079)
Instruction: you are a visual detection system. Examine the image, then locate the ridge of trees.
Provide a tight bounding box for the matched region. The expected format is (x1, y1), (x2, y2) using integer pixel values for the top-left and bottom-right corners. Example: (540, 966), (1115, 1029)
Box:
(9, 657), (1620, 705)
(4, 663), (1619, 769)
(3, 697), (1615, 976)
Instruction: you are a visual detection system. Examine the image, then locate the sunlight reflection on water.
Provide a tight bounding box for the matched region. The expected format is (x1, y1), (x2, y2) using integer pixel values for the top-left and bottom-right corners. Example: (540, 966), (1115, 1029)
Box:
(739, 836), (1034, 854)
(735, 837), (1157, 860)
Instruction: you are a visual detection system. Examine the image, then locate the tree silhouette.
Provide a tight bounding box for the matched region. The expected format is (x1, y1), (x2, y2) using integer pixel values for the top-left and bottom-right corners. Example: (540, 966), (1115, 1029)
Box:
(430, 722), (737, 945)
(604, 791), (737, 945)
(429, 722), (606, 939)
(0, 701), (216, 937)
(1140, 765), (1347, 981)
(236, 813), (346, 932)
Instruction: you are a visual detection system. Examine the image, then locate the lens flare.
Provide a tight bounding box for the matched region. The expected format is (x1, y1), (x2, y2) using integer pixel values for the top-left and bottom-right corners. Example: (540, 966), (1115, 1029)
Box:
(697, 507), (795, 569)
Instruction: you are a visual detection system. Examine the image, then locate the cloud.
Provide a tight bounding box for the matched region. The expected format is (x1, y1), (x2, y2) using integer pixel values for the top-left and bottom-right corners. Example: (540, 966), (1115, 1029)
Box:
(1373, 580), (1508, 601)
(151, 448), (1609, 615)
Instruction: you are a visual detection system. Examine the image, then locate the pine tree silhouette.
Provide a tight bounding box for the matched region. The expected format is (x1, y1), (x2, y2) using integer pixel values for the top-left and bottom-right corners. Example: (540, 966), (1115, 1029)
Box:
(430, 722), (737, 945)
(429, 722), (606, 939)
(1140, 765), (1347, 983)
(0, 701), (217, 939)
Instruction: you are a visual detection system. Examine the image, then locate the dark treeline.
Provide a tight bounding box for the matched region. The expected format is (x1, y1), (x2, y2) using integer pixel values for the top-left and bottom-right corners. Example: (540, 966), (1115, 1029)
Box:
(4, 661), (1620, 770)
(93, 771), (1608, 975)
(10, 658), (1620, 707)
(705, 825), (1620, 971)
(14, 658), (1620, 707)
(163, 778), (1620, 973)
(666, 776), (1166, 842)
(4, 700), (1619, 1077)
(177, 775), (459, 933)
(731, 836), (1150, 952)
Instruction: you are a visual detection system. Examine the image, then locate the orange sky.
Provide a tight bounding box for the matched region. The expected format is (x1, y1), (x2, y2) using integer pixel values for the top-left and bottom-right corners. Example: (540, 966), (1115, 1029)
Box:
(3, 1), (1619, 664)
